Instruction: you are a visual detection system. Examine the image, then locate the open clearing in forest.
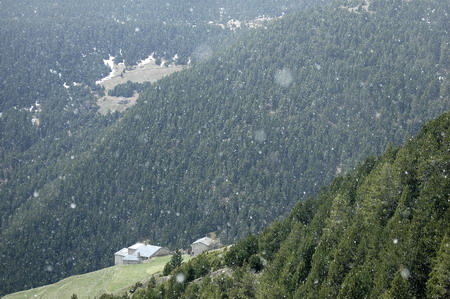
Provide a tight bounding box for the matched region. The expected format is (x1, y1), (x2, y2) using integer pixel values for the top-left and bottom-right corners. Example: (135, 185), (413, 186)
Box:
(97, 61), (185, 115)
(4, 255), (191, 299)
(340, 0), (373, 13)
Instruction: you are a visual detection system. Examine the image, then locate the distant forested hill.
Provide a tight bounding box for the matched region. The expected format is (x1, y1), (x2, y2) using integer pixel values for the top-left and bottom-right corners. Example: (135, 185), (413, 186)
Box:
(0, 0), (327, 23)
(1, 0), (449, 295)
(1, 0), (320, 173)
(126, 108), (450, 299)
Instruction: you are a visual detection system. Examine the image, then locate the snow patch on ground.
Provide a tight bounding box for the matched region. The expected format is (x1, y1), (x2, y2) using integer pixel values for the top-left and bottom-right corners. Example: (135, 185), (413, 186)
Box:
(30, 101), (42, 126)
(95, 55), (117, 85)
(138, 53), (156, 67)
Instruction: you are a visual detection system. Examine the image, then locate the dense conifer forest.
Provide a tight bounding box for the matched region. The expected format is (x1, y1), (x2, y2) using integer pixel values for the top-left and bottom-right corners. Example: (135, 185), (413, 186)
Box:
(0, 0), (449, 295)
(104, 107), (450, 299)
(10, 109), (450, 298)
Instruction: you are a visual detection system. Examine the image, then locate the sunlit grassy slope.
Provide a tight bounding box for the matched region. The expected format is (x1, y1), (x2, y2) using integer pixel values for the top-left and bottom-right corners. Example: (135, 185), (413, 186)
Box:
(4, 255), (191, 299)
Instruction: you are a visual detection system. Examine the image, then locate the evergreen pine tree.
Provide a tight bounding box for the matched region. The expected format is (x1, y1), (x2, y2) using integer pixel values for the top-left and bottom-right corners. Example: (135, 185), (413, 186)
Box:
(382, 269), (414, 299)
(426, 233), (450, 298)
(163, 250), (183, 276)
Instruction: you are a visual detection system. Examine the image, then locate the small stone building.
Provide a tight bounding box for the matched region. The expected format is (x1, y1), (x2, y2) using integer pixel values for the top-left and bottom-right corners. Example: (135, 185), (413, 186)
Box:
(115, 242), (171, 265)
(190, 236), (218, 256)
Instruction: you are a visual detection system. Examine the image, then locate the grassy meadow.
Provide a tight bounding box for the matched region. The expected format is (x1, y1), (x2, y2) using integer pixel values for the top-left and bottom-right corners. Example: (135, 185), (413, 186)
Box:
(4, 255), (191, 299)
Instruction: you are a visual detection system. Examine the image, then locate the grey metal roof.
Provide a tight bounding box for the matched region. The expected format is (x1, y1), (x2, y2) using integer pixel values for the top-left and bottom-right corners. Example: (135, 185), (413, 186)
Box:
(192, 237), (213, 246)
(115, 248), (128, 256)
(135, 245), (162, 258)
(115, 243), (164, 261)
(129, 242), (145, 250)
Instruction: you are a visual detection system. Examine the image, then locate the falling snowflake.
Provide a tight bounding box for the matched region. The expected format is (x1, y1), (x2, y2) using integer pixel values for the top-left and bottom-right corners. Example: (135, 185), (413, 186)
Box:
(274, 68), (293, 87)
(45, 265), (54, 272)
(255, 130), (267, 142)
(401, 268), (410, 280)
(176, 272), (186, 283)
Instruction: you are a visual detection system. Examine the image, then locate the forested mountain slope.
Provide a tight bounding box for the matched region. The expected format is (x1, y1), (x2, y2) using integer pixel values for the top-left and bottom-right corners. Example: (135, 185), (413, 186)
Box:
(127, 106), (450, 299)
(1, 0), (449, 295)
(1, 0), (321, 24)
(1, 0), (319, 182)
(0, 0), (329, 295)
(255, 110), (450, 298)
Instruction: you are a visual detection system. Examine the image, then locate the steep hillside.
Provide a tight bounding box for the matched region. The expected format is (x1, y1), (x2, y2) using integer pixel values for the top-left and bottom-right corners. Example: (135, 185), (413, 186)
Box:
(1, 0), (449, 295)
(127, 109), (450, 298)
(255, 110), (450, 298)
(1, 0), (320, 183)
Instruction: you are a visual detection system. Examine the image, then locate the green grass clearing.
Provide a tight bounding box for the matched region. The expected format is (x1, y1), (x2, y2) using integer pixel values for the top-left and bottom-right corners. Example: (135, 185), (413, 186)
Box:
(4, 255), (191, 299)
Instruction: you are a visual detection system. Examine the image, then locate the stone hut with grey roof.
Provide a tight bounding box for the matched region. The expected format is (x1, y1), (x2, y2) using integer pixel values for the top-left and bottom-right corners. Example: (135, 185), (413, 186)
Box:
(114, 242), (171, 265)
(190, 236), (219, 256)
